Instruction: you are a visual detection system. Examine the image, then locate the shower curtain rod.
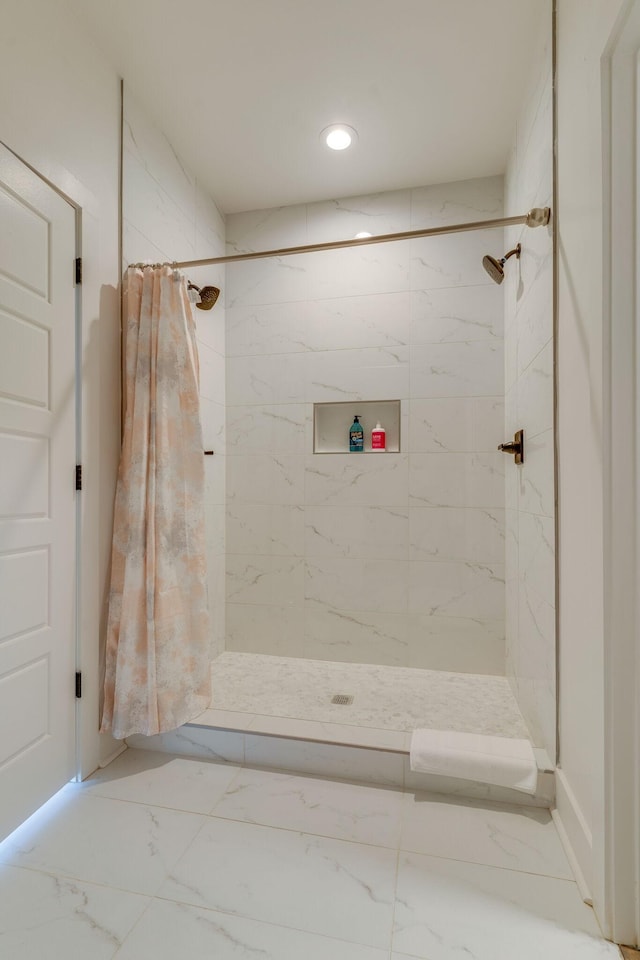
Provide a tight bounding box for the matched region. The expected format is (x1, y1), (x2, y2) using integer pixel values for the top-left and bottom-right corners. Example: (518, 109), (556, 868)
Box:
(130, 207), (551, 270)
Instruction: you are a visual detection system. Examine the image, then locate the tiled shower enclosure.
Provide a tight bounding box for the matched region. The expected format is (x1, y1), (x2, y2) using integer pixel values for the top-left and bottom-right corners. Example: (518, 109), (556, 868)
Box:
(121, 26), (555, 762)
(224, 175), (507, 676)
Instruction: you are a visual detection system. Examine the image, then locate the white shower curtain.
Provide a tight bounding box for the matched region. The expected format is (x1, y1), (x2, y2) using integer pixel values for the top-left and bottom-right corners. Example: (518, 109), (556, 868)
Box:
(101, 265), (210, 739)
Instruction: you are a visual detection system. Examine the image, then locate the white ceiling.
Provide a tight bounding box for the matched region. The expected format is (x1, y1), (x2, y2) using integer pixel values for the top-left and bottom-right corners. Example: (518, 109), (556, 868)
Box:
(72, 0), (546, 214)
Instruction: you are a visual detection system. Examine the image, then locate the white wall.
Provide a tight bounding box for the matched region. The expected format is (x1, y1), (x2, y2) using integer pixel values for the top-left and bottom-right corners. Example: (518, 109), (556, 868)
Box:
(225, 177), (507, 674)
(556, 0), (627, 911)
(503, 10), (555, 761)
(122, 89), (227, 659)
(0, 0), (122, 773)
(0, 1), (228, 774)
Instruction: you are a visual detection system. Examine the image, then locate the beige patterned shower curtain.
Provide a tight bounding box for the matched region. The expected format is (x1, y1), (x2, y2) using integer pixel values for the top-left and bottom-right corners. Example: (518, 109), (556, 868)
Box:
(101, 265), (210, 740)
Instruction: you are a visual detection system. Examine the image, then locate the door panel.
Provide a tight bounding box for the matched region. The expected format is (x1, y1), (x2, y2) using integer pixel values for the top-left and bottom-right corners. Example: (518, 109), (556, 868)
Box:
(0, 143), (76, 841)
(0, 549), (48, 640)
(0, 182), (50, 297)
(0, 308), (49, 407)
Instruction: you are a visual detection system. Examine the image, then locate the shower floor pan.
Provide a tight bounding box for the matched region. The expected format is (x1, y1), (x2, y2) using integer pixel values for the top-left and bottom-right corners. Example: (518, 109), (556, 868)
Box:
(205, 652), (530, 745)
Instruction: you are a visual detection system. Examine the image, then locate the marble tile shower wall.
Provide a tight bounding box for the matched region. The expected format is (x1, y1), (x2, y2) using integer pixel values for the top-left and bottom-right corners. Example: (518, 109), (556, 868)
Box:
(503, 27), (555, 759)
(225, 176), (507, 675)
(121, 88), (227, 657)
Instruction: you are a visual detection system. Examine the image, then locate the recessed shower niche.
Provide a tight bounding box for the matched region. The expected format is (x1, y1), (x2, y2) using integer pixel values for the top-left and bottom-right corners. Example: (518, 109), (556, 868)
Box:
(313, 399), (401, 454)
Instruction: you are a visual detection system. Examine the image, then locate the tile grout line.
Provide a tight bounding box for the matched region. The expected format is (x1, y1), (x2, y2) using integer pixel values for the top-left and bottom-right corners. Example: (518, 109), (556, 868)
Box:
(0, 856), (156, 903)
(0, 859), (152, 901)
(389, 845), (403, 958)
(83, 773), (568, 879)
(129, 888), (396, 954)
(110, 887), (157, 958)
(1, 824), (583, 913)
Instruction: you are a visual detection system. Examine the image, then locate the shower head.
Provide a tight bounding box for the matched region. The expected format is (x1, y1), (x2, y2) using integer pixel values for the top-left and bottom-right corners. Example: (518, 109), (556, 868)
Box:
(482, 243), (521, 285)
(196, 285), (220, 310)
(187, 282), (221, 310)
(482, 254), (506, 285)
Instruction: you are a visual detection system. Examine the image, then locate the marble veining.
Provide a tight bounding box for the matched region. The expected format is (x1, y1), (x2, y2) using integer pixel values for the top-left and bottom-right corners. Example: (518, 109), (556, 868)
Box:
(410, 284), (503, 343)
(305, 292), (412, 351)
(0, 864), (149, 959)
(159, 817), (397, 947)
(410, 340), (503, 399)
(307, 190), (411, 244)
(224, 175), (513, 676)
(210, 766), (405, 847)
(1, 747), (616, 959)
(1, 746), (614, 959)
(409, 396), (504, 453)
(410, 176), (504, 228)
(393, 851), (615, 960)
(209, 652), (530, 738)
(0, 787), (206, 897)
(115, 898), (391, 960)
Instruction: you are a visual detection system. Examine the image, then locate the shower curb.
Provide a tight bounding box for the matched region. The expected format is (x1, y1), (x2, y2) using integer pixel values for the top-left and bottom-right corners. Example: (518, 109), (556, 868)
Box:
(125, 720), (555, 809)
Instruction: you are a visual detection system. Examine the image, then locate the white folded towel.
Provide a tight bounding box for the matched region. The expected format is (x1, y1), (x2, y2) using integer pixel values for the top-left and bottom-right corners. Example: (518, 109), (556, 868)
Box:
(409, 728), (538, 795)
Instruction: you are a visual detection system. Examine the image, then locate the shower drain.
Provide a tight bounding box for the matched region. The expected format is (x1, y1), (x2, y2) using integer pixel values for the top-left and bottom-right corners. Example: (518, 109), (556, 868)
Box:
(331, 694), (354, 705)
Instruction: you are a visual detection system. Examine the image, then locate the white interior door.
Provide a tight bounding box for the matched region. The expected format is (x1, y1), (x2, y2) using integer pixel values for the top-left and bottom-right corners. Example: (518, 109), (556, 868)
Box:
(0, 143), (77, 841)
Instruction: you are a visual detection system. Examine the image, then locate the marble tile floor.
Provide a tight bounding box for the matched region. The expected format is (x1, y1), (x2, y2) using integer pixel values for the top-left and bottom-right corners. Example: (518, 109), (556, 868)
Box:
(0, 748), (621, 959)
(207, 651), (531, 742)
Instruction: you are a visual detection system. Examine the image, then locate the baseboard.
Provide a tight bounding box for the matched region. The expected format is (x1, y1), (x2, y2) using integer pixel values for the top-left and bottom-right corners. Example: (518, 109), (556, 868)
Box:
(553, 766), (594, 903)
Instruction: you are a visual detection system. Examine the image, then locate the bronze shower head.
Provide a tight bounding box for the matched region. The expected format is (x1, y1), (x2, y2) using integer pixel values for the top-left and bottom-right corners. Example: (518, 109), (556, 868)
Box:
(188, 282), (221, 310)
(482, 243), (521, 285)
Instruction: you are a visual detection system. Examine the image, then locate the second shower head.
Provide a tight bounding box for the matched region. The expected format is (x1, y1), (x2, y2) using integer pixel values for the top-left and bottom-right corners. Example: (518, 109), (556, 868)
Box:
(187, 282), (221, 310)
(482, 243), (521, 285)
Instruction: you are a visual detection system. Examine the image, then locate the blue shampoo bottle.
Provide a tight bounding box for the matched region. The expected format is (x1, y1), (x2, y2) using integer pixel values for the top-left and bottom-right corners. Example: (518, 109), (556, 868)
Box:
(349, 415), (364, 452)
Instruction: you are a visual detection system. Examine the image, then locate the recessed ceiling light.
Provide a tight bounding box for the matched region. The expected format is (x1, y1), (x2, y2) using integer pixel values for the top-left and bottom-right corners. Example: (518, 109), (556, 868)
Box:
(321, 124), (358, 151)
(354, 231), (372, 239)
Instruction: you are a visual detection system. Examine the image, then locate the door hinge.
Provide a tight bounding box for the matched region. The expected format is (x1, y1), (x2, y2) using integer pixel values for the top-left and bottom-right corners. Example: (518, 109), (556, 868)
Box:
(75, 257), (82, 285)
(75, 464), (82, 491)
(75, 672), (82, 699)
